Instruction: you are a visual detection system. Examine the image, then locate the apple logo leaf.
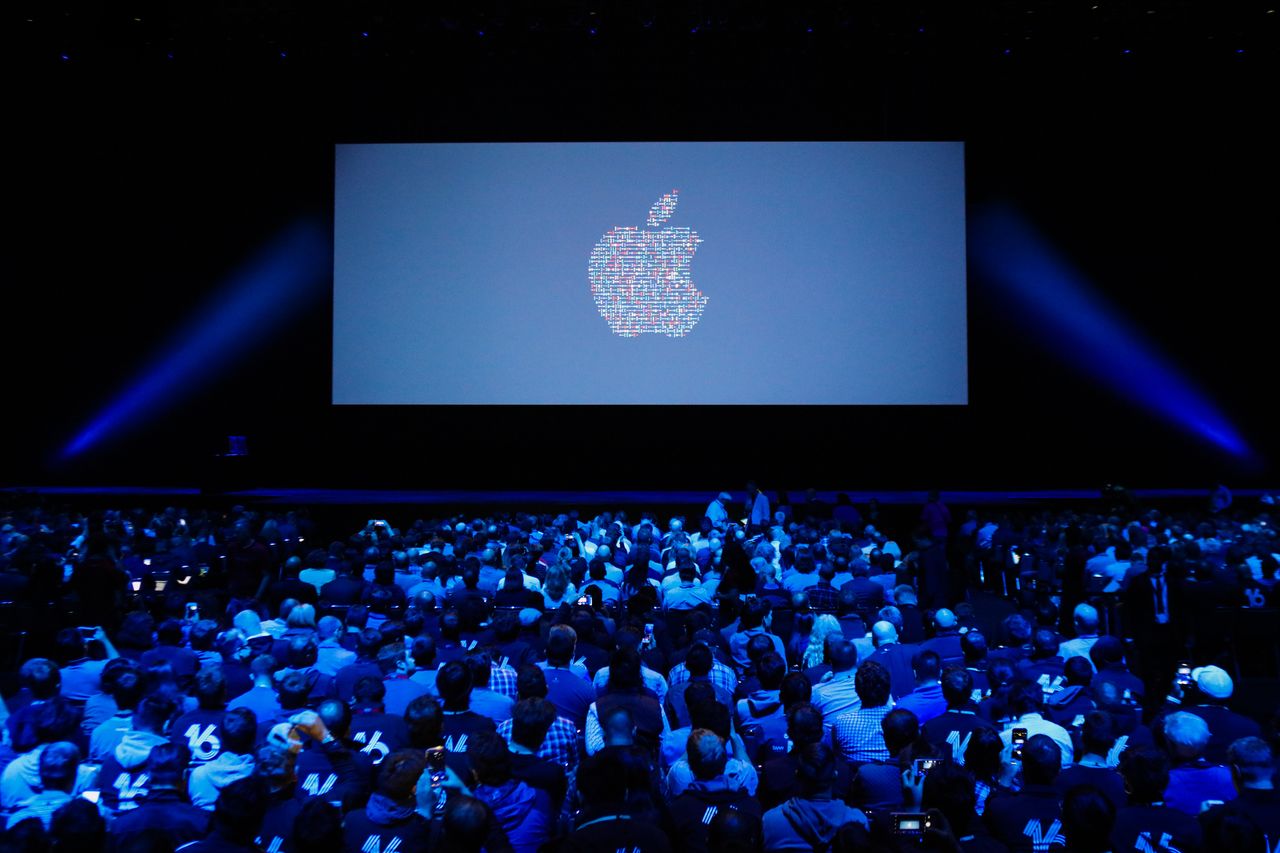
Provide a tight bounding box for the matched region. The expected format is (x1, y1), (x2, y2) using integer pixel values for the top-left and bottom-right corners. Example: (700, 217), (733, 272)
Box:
(646, 190), (679, 227)
(588, 189), (709, 338)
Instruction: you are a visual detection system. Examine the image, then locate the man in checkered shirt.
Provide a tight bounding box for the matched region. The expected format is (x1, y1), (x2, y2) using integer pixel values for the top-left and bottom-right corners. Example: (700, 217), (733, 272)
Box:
(496, 665), (580, 772)
(669, 633), (737, 699)
(832, 659), (895, 764)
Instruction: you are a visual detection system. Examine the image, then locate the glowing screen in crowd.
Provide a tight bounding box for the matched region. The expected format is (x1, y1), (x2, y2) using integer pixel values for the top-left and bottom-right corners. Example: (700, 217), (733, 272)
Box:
(333, 142), (967, 404)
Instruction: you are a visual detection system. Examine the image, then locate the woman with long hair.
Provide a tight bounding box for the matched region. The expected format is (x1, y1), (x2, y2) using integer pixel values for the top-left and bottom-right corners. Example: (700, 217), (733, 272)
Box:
(542, 555), (576, 610)
(802, 613), (844, 670)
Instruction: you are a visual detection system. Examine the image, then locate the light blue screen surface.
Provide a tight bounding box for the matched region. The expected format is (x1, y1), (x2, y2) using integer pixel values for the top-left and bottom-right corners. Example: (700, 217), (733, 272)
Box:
(333, 142), (967, 404)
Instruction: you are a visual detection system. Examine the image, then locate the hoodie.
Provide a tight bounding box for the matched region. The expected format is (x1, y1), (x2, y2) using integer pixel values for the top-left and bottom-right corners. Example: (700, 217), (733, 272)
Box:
(0, 745), (97, 810)
(342, 793), (432, 853)
(762, 796), (868, 852)
(98, 729), (169, 812)
(475, 779), (552, 853)
(188, 751), (256, 810)
(736, 689), (789, 762)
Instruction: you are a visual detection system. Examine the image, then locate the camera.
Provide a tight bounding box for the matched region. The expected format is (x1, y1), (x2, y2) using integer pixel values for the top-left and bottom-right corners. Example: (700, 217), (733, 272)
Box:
(1176, 662), (1193, 687)
(892, 813), (932, 839)
(913, 758), (946, 776)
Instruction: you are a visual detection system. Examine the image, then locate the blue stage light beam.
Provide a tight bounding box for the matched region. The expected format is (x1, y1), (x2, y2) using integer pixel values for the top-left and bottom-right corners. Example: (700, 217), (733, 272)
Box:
(971, 204), (1251, 459)
(62, 219), (330, 459)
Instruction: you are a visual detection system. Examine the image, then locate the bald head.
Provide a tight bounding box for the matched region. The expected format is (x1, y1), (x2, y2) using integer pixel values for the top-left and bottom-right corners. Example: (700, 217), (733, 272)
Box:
(872, 621), (899, 646)
(934, 609), (957, 630)
(1073, 603), (1099, 633)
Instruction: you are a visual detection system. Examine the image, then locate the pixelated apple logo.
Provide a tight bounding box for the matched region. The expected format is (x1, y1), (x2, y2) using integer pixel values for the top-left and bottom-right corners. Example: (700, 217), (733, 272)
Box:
(588, 190), (709, 337)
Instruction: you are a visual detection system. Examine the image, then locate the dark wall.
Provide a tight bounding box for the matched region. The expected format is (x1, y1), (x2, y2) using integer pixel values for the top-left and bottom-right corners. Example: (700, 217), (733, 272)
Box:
(7, 6), (1276, 490)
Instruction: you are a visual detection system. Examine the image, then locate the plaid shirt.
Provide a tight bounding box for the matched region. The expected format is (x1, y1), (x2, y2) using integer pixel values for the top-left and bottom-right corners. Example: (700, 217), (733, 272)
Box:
(497, 714), (579, 771)
(832, 705), (892, 764)
(489, 664), (519, 700)
(668, 659), (737, 698)
(806, 582), (840, 612)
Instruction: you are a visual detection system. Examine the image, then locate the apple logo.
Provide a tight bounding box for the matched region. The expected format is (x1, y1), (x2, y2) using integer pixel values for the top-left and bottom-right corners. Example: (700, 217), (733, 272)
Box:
(588, 190), (709, 337)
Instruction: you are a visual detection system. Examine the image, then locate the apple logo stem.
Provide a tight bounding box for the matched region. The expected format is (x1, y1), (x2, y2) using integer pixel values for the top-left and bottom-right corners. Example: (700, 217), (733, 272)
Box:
(588, 189), (709, 337)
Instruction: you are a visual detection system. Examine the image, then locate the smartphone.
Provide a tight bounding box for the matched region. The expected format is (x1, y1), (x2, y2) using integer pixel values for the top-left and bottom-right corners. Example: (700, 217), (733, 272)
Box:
(78, 626), (96, 640)
(913, 757), (946, 775)
(892, 812), (932, 838)
(80, 790), (101, 804)
(427, 746), (448, 813)
(1011, 727), (1028, 760)
(404, 635), (415, 667)
(1176, 661), (1193, 686)
(1011, 548), (1021, 565)
(185, 602), (199, 621)
(576, 595), (590, 606)
(426, 746), (447, 772)
(643, 623), (654, 648)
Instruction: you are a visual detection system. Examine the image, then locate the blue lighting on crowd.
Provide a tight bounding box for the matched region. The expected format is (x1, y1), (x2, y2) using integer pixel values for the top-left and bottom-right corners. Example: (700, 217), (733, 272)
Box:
(62, 219), (329, 459)
(972, 205), (1251, 458)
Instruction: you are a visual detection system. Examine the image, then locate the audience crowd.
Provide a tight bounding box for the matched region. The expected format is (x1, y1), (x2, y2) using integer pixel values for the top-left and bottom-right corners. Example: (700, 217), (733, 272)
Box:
(0, 488), (1277, 852)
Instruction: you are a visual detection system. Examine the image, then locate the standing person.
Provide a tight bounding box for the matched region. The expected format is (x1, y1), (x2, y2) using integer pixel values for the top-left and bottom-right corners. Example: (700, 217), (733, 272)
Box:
(922, 490), (952, 542)
(746, 483), (771, 534)
(705, 492), (733, 528)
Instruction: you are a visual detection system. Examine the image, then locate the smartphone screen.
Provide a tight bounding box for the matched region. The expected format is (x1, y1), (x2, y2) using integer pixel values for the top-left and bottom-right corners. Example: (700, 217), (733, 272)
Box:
(1011, 727), (1028, 760)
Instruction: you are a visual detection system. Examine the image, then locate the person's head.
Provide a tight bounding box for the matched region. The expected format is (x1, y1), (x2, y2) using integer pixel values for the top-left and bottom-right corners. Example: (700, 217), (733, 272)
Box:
(1003, 614), (1032, 646)
(600, 705), (635, 746)
(922, 760), (978, 834)
(468, 731), (512, 788)
(49, 797), (106, 851)
(134, 693), (175, 735)
(37, 741), (80, 793)
(1089, 635), (1125, 671)
(1031, 629), (1059, 660)
(1073, 603), (1099, 636)
(403, 695), (442, 750)
(1022, 733), (1062, 785)
(933, 608), (957, 633)
(881, 708), (920, 755)
(213, 777), (268, 843)
(685, 642), (714, 678)
(1119, 747), (1170, 804)
(1163, 711), (1211, 761)
(1081, 710), (1117, 759)
(287, 603), (317, 631)
(786, 703), (825, 748)
(1008, 679), (1044, 719)
(111, 666), (146, 712)
(377, 750), (427, 801)
(912, 650), (941, 686)
(779, 672), (813, 709)
(1227, 737), (1275, 790)
(145, 741), (187, 791)
(1190, 665), (1235, 704)
(353, 675), (387, 708)
(291, 798), (344, 853)
(794, 742), (838, 796)
(222, 707), (258, 756)
(1060, 784), (1115, 853)
(738, 597), (771, 631)
(255, 745), (296, 794)
(755, 651), (786, 692)
(940, 667), (974, 709)
(707, 806), (762, 853)
(436, 661), (472, 711)
(854, 659), (891, 708)
(1063, 656), (1094, 688)
(965, 726), (1004, 781)
(53, 628), (88, 665)
(686, 728), (727, 781)
(315, 698), (352, 739)
(606, 646), (643, 692)
(871, 620), (899, 647)
(961, 629), (987, 663)
(510, 698), (556, 752)
(19, 657), (61, 700)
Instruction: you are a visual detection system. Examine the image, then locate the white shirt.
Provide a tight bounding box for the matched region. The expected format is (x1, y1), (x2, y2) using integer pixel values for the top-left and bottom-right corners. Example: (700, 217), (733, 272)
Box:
(1000, 712), (1074, 767)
